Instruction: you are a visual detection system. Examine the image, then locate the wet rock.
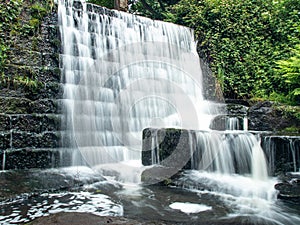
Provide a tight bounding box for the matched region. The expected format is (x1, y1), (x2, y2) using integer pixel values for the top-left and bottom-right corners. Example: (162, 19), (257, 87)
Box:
(0, 169), (106, 200)
(3, 148), (60, 170)
(142, 128), (192, 169)
(0, 114), (10, 131)
(30, 99), (61, 114)
(248, 101), (300, 131)
(28, 212), (168, 225)
(0, 132), (10, 151)
(262, 136), (300, 175)
(0, 97), (32, 114)
(226, 103), (248, 115)
(141, 166), (182, 185)
(275, 172), (300, 202)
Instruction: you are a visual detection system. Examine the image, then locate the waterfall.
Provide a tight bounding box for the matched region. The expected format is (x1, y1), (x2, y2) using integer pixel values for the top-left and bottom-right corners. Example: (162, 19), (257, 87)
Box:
(58, 0), (215, 168)
(146, 129), (269, 178)
(263, 136), (300, 174)
(226, 117), (240, 130)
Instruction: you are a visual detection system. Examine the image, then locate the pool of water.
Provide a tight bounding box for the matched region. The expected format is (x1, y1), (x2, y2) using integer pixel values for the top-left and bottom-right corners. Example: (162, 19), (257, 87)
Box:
(0, 167), (299, 224)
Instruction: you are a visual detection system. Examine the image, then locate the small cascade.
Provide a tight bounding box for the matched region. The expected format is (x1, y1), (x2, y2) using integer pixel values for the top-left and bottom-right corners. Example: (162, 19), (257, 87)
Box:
(225, 117), (240, 130)
(2, 151), (6, 171)
(58, 0), (216, 169)
(147, 129), (269, 180)
(263, 136), (300, 174)
(243, 117), (248, 131)
(1, 116), (13, 171)
(194, 131), (268, 180)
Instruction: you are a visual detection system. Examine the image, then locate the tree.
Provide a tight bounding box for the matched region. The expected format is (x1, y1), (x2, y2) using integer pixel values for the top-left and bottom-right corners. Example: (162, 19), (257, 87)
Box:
(129, 0), (180, 20)
(86, 0), (114, 9)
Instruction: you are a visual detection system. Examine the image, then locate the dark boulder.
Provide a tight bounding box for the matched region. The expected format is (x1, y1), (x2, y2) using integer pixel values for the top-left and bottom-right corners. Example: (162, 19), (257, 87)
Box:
(275, 172), (300, 202)
(248, 101), (300, 132)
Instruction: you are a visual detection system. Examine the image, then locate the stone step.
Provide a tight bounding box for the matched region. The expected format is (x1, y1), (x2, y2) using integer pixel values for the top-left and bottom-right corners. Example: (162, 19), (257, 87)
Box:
(0, 148), (73, 170)
(0, 96), (63, 114)
(0, 130), (60, 150)
(0, 114), (62, 133)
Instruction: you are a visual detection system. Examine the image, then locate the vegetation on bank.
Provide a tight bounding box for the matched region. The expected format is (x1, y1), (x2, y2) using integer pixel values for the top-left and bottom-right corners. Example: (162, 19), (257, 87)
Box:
(0, 0), (54, 91)
(129, 0), (300, 105)
(87, 0), (114, 8)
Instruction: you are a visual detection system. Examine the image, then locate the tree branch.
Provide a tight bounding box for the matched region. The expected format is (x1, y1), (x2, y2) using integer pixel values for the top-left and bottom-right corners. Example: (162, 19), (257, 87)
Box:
(140, 0), (161, 18)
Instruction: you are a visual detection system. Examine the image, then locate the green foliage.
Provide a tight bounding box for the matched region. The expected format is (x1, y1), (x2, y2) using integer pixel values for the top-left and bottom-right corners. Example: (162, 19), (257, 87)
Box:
(0, 0), (23, 73)
(0, 0), (54, 91)
(87, 0), (114, 9)
(275, 44), (300, 103)
(129, 0), (180, 20)
(31, 2), (48, 19)
(0, 44), (7, 71)
(131, 0), (300, 105)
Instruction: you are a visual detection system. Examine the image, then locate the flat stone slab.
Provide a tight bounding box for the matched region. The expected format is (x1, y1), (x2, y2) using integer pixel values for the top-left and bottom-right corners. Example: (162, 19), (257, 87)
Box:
(27, 212), (168, 225)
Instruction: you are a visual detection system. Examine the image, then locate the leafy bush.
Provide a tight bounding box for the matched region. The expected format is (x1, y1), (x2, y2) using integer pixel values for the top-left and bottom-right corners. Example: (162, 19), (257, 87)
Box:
(130, 0), (300, 105)
(87, 0), (114, 9)
(275, 44), (300, 104)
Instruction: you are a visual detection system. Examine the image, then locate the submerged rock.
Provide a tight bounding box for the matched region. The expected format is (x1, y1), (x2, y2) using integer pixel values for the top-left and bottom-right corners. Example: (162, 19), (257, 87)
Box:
(275, 172), (300, 202)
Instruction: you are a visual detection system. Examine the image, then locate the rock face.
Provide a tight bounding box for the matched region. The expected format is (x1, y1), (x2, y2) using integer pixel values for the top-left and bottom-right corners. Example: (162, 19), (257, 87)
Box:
(142, 128), (192, 169)
(0, 1), (64, 170)
(248, 101), (300, 132)
(262, 136), (300, 175)
(114, 0), (128, 11)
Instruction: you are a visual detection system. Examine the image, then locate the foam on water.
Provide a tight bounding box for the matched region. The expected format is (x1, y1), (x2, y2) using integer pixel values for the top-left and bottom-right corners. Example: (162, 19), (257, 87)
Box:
(177, 170), (300, 225)
(0, 191), (123, 224)
(169, 202), (212, 214)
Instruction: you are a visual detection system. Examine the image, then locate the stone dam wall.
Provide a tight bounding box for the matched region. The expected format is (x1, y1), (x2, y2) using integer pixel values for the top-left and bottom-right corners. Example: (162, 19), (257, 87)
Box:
(0, 2), (64, 169)
(0, 1), (299, 171)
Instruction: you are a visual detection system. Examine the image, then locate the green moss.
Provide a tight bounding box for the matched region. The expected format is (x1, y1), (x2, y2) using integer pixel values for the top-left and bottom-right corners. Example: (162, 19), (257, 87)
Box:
(0, 0), (56, 92)
(29, 18), (40, 29)
(274, 104), (300, 120)
(30, 3), (48, 20)
(87, 0), (114, 9)
(281, 126), (300, 134)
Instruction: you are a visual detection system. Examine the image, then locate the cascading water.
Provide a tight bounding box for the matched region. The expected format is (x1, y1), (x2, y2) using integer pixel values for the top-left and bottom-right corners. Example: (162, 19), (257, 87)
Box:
(56, 1), (300, 224)
(59, 0), (215, 169)
(190, 131), (268, 179)
(1, 1), (299, 225)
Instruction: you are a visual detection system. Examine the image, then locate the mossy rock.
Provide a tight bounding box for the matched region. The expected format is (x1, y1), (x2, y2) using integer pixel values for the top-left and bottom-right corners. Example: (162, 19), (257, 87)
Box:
(0, 96), (32, 114)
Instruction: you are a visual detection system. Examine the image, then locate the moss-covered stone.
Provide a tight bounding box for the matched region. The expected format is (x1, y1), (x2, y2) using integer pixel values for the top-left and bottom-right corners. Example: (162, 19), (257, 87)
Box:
(248, 101), (300, 132)
(0, 115), (10, 131)
(0, 96), (32, 114)
(0, 132), (11, 151)
(2, 148), (60, 170)
(0, 0), (63, 169)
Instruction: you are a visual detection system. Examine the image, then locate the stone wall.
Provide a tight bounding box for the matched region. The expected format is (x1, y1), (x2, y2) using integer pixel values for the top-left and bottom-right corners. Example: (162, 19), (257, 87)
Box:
(210, 100), (300, 133)
(0, 1), (63, 169)
(262, 136), (300, 175)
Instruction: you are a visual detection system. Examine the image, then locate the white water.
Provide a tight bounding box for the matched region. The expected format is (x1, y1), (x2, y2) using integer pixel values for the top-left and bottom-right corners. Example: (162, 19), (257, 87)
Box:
(169, 202), (212, 214)
(56, 1), (297, 224)
(225, 116), (248, 131)
(58, 0), (216, 170)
